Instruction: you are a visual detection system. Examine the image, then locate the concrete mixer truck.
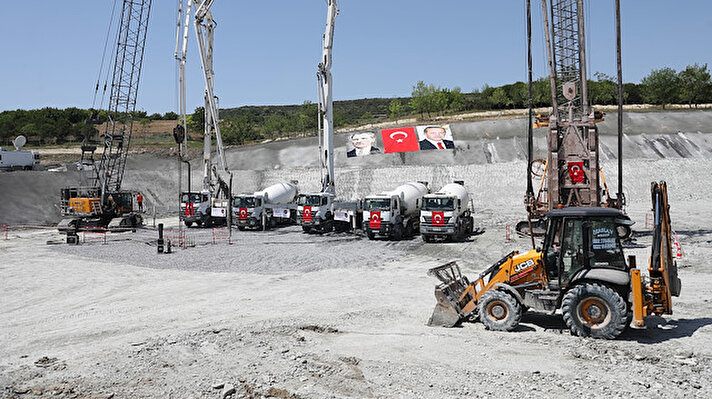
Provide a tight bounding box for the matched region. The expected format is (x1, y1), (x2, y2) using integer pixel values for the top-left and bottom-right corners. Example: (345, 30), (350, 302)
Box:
(362, 182), (429, 240)
(420, 181), (474, 242)
(233, 181), (298, 230)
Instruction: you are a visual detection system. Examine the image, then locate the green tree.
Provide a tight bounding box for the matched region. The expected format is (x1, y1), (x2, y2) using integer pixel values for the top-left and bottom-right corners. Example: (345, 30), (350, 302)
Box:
(588, 72), (617, 105)
(489, 87), (510, 109)
(388, 99), (404, 118)
(188, 107), (205, 132)
(641, 67), (680, 109)
(222, 115), (259, 145)
(678, 63), (712, 108)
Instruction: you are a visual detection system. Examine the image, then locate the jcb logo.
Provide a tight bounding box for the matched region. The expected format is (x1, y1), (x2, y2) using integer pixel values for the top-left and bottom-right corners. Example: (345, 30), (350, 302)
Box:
(513, 259), (535, 273)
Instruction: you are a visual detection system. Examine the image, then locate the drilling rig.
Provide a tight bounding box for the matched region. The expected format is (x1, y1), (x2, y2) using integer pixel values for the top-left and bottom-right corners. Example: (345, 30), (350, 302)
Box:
(58, 0), (152, 237)
(175, 0), (231, 228)
(519, 0), (627, 236)
(297, 0), (361, 233)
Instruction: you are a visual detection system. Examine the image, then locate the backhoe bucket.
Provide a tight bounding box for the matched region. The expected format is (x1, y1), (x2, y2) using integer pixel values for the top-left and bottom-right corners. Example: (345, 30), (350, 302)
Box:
(426, 262), (470, 327)
(427, 287), (462, 327)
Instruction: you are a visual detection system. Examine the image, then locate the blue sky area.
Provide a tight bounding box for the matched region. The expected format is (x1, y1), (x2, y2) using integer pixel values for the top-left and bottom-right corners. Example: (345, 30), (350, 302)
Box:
(1, 1), (710, 114)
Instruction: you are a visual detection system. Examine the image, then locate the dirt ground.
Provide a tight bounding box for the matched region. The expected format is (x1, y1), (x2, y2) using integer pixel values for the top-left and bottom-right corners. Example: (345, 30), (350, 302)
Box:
(2, 161), (712, 398)
(1, 112), (712, 398)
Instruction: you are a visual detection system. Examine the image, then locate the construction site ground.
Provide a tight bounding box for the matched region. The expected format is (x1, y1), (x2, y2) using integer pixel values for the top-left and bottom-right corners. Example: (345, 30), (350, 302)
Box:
(1, 111), (712, 398)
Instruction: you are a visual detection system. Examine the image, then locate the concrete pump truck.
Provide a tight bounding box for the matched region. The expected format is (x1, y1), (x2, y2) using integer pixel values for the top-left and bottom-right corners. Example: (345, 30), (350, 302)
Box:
(297, 0), (361, 233)
(175, 0), (232, 228)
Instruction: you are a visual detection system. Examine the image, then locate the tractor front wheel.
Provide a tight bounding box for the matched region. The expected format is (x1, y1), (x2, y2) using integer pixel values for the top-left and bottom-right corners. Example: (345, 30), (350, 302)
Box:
(477, 290), (522, 331)
(562, 283), (627, 339)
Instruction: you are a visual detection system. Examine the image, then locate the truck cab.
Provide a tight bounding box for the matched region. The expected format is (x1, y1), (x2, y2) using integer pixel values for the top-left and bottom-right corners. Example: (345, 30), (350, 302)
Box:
(180, 191), (209, 227)
(363, 195), (408, 240)
(233, 194), (262, 230)
(297, 192), (334, 233)
(420, 181), (474, 242)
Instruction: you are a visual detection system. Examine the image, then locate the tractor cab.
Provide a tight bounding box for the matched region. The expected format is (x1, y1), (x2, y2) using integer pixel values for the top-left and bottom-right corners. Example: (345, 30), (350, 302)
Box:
(541, 207), (630, 290)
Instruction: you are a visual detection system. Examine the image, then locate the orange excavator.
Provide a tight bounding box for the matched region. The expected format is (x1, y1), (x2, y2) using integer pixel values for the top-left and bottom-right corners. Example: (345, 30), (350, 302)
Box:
(427, 182), (680, 339)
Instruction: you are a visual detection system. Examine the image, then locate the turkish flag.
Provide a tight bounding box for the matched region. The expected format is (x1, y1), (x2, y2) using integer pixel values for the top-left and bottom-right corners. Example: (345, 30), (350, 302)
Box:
(381, 127), (420, 154)
(238, 207), (248, 220)
(369, 211), (381, 229)
(568, 161), (585, 183)
(303, 206), (312, 222)
(185, 202), (194, 216)
(432, 211), (445, 226)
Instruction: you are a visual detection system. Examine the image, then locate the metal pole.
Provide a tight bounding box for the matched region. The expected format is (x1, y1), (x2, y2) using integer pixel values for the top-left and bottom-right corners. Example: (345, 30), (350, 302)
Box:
(526, 0), (535, 207)
(576, 0), (589, 115)
(615, 0), (624, 207)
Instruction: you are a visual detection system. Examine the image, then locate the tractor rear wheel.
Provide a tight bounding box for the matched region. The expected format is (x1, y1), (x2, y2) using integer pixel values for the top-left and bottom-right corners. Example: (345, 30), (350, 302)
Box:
(477, 290), (522, 331)
(562, 283), (627, 339)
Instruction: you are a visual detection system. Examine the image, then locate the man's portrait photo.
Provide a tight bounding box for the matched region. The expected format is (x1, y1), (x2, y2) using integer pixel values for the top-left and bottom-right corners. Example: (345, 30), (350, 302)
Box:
(347, 131), (381, 158)
(417, 125), (455, 150)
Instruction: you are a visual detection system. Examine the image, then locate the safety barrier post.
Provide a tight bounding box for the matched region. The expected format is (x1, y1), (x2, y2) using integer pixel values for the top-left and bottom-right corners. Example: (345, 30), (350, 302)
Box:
(212, 227), (232, 245)
(644, 212), (653, 229)
(166, 229), (187, 250)
(82, 227), (107, 245)
(0, 224), (8, 240)
(505, 223), (511, 243)
(673, 232), (682, 258)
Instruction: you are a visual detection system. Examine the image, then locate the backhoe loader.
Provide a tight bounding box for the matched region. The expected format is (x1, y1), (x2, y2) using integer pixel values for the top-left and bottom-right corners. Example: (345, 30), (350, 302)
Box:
(427, 182), (680, 339)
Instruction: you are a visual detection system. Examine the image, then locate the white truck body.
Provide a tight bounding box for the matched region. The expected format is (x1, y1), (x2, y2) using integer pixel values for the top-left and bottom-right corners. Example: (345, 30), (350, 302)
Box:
(0, 147), (39, 170)
(235, 182), (298, 230)
(363, 182), (429, 240)
(420, 181), (474, 242)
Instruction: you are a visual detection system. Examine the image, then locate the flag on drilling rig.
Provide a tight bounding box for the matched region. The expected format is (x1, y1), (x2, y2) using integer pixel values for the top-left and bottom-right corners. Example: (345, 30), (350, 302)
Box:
(568, 161), (585, 183)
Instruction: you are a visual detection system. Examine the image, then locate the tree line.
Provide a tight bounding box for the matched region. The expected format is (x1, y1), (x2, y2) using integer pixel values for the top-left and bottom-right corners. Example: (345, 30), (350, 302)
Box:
(1, 63), (710, 147)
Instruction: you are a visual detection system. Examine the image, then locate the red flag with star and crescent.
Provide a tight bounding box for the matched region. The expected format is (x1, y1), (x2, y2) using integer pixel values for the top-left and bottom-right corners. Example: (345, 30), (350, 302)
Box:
(302, 206), (312, 222)
(238, 207), (248, 220)
(369, 211), (381, 229)
(380, 127), (420, 154)
(432, 211), (445, 226)
(568, 161), (585, 183)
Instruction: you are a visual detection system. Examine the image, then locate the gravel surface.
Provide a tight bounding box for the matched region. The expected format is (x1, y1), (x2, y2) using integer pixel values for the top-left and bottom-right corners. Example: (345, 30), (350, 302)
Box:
(1, 111), (712, 398)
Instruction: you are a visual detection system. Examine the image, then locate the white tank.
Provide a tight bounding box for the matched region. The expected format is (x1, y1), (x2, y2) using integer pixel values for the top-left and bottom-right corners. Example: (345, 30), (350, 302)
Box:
(382, 182), (429, 215)
(425, 182), (469, 216)
(254, 182), (298, 205)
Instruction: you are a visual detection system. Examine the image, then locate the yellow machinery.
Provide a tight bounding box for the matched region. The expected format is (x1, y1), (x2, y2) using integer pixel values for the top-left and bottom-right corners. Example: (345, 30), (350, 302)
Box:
(428, 182), (680, 339)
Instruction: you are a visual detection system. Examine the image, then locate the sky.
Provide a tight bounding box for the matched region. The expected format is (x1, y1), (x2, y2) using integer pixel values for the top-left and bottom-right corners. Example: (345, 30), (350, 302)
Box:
(0, 1), (710, 114)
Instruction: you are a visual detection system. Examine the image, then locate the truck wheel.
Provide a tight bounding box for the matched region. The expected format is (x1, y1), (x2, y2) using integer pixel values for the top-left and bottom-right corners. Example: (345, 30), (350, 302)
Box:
(562, 283), (627, 339)
(477, 290), (522, 332)
(195, 220), (203, 227)
(367, 231), (375, 240)
(391, 224), (403, 241)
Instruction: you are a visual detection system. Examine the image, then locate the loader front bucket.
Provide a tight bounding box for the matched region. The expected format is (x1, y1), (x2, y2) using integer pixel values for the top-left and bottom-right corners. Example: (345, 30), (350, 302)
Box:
(426, 261), (471, 327)
(427, 287), (462, 327)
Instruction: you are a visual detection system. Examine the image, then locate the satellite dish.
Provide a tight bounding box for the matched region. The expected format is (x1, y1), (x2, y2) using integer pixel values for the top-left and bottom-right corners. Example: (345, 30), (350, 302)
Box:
(13, 135), (27, 150)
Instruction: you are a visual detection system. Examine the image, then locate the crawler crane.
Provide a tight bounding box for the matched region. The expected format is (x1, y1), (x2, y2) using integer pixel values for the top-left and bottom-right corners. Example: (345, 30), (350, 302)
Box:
(58, 0), (152, 237)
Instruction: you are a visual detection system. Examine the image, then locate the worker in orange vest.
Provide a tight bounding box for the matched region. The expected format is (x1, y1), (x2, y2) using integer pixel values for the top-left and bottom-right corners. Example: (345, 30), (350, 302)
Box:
(137, 192), (144, 212)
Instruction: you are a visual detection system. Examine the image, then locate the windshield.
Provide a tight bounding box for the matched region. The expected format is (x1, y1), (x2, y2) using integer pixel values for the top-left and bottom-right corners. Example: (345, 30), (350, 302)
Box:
(181, 193), (203, 203)
(234, 196), (256, 208)
(423, 197), (454, 210)
(297, 195), (321, 206)
(365, 198), (390, 210)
